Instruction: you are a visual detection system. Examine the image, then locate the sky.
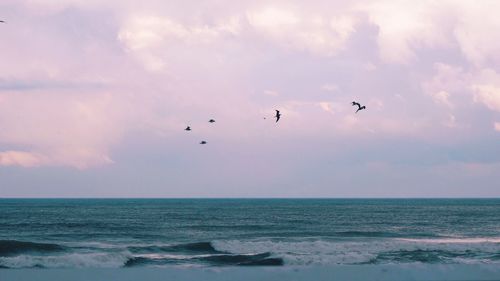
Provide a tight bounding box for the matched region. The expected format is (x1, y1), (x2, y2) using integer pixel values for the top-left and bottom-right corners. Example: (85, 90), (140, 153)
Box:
(0, 0), (499, 198)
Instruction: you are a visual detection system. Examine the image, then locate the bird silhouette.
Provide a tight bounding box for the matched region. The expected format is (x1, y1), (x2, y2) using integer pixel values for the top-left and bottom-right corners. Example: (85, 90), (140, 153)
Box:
(352, 101), (366, 113)
(275, 110), (281, 123)
(185, 126), (191, 131)
(209, 119), (215, 123)
(200, 141), (207, 144)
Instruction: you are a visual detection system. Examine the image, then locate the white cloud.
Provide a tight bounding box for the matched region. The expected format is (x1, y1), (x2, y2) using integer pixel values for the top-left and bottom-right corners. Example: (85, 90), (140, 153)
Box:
(321, 83), (339, 92)
(0, 151), (45, 168)
(2, 0), (500, 172)
(264, 90), (279, 96)
(318, 101), (334, 113)
(494, 122), (500, 132)
(118, 15), (241, 71)
(0, 91), (129, 169)
(422, 63), (483, 114)
(360, 1), (500, 66)
(430, 91), (453, 108)
(472, 84), (500, 112)
(0, 149), (115, 169)
(453, 1), (500, 66)
(470, 68), (500, 112)
(247, 7), (299, 28)
(422, 63), (467, 95)
(247, 7), (357, 56)
(362, 0), (451, 64)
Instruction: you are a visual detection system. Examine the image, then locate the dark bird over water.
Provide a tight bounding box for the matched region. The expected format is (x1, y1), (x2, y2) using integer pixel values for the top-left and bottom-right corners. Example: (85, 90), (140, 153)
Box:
(209, 119), (215, 123)
(200, 141), (207, 144)
(351, 101), (366, 113)
(275, 110), (281, 123)
(185, 126), (191, 131)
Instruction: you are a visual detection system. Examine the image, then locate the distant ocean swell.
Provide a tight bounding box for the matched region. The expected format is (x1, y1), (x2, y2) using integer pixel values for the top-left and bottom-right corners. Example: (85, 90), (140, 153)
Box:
(1, 238), (500, 268)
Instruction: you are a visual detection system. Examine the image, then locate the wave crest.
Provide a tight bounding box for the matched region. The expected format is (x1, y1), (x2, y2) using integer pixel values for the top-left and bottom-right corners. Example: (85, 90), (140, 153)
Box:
(128, 242), (222, 255)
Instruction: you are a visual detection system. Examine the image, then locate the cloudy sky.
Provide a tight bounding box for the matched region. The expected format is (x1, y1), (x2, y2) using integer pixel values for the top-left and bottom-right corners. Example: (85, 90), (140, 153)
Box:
(0, 0), (499, 197)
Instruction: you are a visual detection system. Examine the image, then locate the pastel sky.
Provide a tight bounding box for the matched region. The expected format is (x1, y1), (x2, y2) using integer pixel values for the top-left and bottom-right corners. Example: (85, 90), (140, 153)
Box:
(1, 0), (499, 197)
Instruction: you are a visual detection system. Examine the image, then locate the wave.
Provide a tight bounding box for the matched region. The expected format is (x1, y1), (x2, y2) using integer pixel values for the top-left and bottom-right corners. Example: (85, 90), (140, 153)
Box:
(126, 242), (283, 267)
(128, 242), (223, 255)
(0, 252), (130, 268)
(2, 238), (500, 268)
(124, 252), (283, 267)
(371, 249), (477, 264)
(333, 231), (400, 237)
(196, 252), (283, 266)
(397, 238), (500, 244)
(211, 238), (500, 265)
(330, 231), (439, 238)
(124, 256), (175, 267)
(0, 240), (66, 257)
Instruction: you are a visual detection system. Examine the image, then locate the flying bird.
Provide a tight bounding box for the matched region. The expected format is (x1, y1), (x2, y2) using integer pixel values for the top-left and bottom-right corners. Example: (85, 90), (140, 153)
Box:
(275, 110), (281, 123)
(200, 141), (207, 145)
(209, 119), (215, 123)
(185, 126), (191, 131)
(351, 101), (366, 113)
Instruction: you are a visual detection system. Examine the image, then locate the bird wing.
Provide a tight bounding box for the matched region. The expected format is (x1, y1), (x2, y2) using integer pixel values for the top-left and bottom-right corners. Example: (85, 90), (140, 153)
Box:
(356, 106), (366, 113)
(352, 102), (361, 108)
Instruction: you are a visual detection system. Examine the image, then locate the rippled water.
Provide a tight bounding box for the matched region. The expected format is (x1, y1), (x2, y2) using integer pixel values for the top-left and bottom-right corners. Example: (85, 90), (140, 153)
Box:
(1, 199), (499, 268)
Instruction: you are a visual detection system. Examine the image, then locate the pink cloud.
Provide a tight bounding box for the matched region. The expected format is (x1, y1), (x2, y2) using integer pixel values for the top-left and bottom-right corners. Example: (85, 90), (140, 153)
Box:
(0, 151), (45, 167)
(494, 122), (500, 132)
(1, 0), (500, 172)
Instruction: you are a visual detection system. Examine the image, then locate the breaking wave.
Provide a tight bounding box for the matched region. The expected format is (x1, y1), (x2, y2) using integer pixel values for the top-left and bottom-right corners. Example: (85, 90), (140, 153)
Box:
(1, 238), (499, 268)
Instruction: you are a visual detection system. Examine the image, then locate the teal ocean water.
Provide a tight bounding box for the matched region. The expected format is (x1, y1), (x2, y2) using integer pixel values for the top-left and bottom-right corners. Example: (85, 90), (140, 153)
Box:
(0, 199), (499, 268)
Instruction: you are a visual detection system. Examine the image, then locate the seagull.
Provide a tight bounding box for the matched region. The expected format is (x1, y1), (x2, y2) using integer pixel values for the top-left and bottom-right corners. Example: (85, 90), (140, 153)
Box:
(351, 101), (366, 113)
(208, 119), (215, 123)
(200, 141), (207, 144)
(275, 110), (281, 123)
(185, 126), (191, 131)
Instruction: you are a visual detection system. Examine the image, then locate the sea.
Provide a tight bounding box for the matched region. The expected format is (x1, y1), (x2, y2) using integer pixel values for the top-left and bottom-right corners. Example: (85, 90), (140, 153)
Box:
(1, 199), (499, 269)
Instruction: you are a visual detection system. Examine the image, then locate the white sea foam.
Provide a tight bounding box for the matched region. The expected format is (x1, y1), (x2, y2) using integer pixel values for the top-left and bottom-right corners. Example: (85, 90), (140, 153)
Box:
(211, 238), (500, 265)
(0, 252), (131, 268)
(2, 238), (500, 268)
(133, 253), (222, 260)
(397, 238), (500, 244)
